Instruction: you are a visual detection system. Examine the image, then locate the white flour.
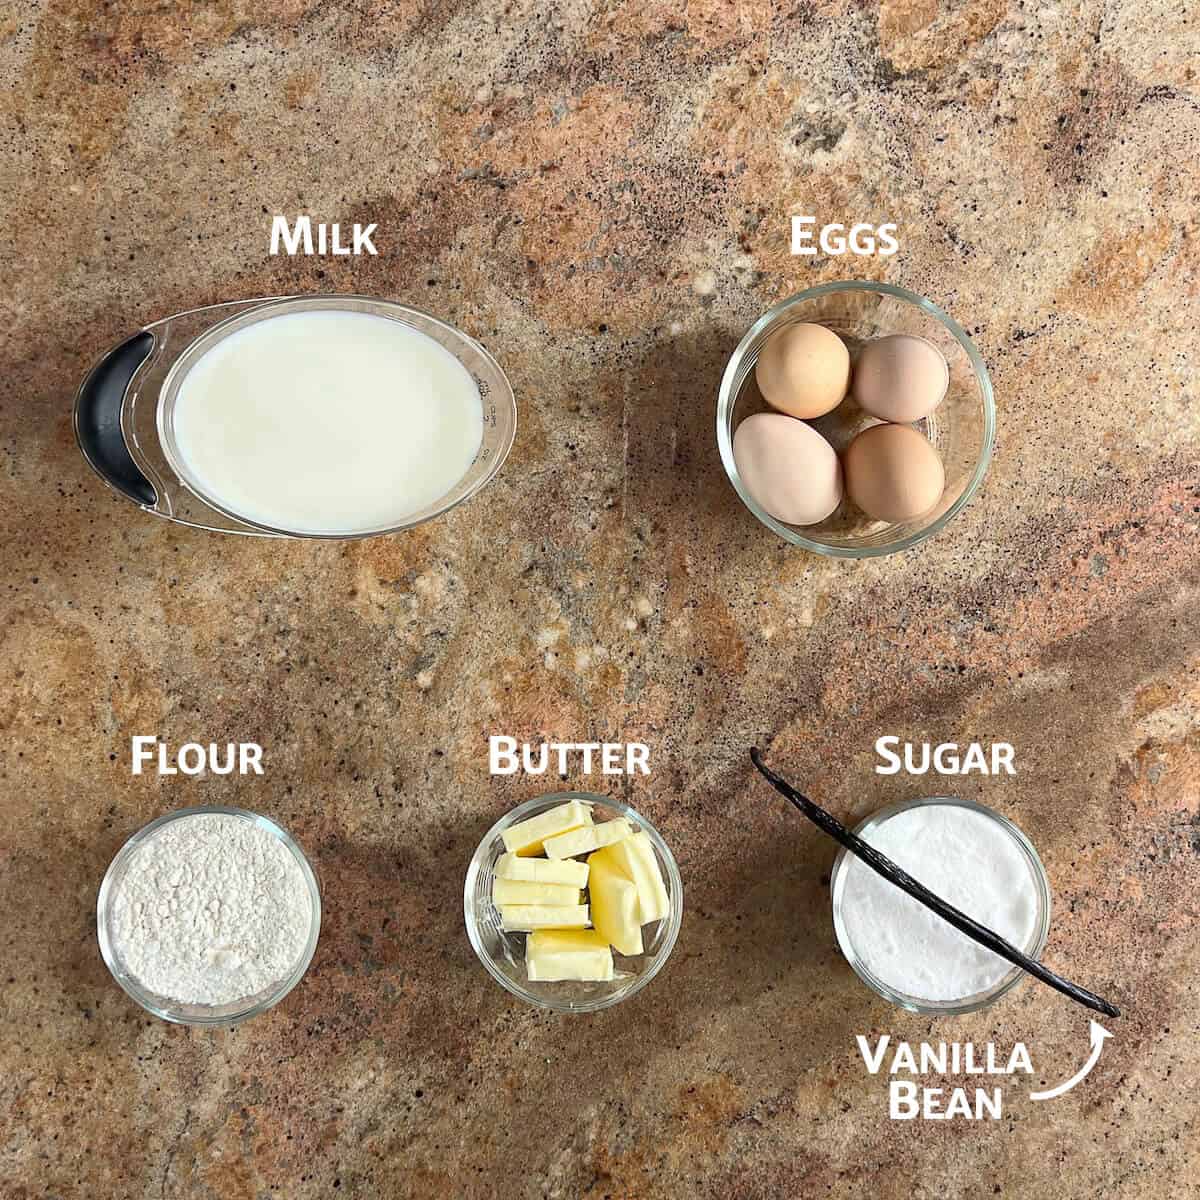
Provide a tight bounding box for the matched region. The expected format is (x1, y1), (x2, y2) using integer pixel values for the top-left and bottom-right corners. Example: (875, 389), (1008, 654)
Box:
(109, 813), (313, 1006)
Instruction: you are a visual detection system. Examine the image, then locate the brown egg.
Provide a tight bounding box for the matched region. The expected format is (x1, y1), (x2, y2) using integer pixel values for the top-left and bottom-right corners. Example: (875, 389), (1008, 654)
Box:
(755, 322), (850, 419)
(733, 412), (842, 526)
(843, 423), (945, 522)
(852, 334), (948, 422)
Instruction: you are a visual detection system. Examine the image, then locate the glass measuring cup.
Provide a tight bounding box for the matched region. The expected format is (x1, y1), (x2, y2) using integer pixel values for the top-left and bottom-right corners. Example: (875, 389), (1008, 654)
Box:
(74, 295), (517, 538)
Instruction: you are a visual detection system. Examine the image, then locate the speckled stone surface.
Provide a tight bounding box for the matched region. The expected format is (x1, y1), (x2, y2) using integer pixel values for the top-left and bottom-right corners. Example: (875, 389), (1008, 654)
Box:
(2, 2), (1199, 1197)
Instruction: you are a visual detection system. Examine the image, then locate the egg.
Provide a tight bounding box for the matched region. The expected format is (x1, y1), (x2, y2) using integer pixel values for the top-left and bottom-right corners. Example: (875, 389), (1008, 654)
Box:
(755, 322), (850, 419)
(843, 423), (945, 522)
(732, 412), (842, 526)
(852, 333), (948, 422)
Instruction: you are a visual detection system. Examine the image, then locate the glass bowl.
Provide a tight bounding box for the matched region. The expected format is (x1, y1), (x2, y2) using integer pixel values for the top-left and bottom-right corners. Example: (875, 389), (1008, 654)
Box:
(830, 797), (1051, 1015)
(97, 806), (321, 1025)
(717, 281), (995, 556)
(464, 793), (683, 1012)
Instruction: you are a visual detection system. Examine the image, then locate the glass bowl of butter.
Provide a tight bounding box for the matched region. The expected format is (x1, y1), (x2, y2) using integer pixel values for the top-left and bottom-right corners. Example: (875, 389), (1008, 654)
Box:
(464, 793), (683, 1012)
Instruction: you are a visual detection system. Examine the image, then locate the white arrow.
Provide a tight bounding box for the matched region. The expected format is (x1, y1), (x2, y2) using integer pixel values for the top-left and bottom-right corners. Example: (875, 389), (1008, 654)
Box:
(1030, 1020), (1112, 1101)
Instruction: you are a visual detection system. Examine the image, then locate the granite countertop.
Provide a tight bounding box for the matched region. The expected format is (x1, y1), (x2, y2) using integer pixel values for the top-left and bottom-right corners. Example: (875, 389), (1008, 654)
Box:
(2, 3), (1198, 1197)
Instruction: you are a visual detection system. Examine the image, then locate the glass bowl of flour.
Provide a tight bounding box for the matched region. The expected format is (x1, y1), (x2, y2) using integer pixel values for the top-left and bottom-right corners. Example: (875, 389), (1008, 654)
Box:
(830, 797), (1051, 1015)
(97, 807), (321, 1025)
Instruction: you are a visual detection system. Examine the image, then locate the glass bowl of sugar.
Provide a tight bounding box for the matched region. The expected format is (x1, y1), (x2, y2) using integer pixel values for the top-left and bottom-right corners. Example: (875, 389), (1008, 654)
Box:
(830, 797), (1051, 1015)
(97, 807), (321, 1025)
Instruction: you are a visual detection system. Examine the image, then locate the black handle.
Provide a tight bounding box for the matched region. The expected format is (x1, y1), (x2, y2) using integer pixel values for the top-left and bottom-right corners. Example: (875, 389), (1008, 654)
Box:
(74, 330), (156, 506)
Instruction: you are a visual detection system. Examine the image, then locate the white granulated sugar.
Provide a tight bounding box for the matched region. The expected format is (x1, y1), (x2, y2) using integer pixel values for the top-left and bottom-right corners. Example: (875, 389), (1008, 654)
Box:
(110, 813), (313, 1006)
(839, 805), (1040, 1003)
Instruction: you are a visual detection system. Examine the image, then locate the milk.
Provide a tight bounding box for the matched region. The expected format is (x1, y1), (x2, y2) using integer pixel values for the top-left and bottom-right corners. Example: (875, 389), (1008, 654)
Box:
(172, 310), (483, 535)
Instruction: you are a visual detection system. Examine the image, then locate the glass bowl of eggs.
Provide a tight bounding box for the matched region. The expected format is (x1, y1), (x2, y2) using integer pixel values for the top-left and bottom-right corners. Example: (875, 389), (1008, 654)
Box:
(716, 281), (995, 557)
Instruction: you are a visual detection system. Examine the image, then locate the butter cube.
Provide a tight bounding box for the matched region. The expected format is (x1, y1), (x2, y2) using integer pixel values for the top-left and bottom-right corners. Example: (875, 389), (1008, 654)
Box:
(526, 929), (614, 982)
(501, 801), (593, 856)
(499, 904), (590, 932)
(592, 831), (670, 924)
(494, 852), (589, 888)
(587, 855), (643, 956)
(543, 818), (633, 860)
(492, 878), (581, 907)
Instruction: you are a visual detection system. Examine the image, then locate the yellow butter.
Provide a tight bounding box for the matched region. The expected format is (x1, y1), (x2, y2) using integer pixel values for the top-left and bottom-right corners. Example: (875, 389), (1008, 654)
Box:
(499, 904), (590, 932)
(592, 831), (670, 924)
(587, 855), (643, 956)
(525, 929), (614, 982)
(492, 878), (581, 907)
(494, 852), (589, 888)
(543, 818), (633, 861)
(501, 800), (593, 856)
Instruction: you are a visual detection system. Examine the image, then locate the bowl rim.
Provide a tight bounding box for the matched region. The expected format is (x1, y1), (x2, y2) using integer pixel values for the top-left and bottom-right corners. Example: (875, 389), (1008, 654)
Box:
(97, 805), (322, 1025)
(155, 293), (517, 540)
(716, 280), (996, 557)
(829, 795), (1052, 1015)
(463, 792), (683, 1013)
